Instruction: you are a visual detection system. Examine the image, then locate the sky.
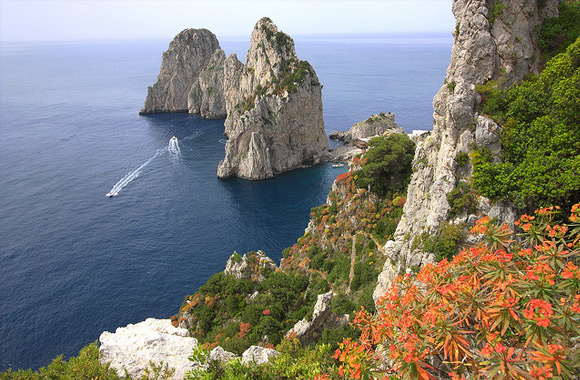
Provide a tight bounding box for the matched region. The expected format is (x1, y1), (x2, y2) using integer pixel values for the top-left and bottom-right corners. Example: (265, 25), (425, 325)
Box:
(0, 0), (455, 43)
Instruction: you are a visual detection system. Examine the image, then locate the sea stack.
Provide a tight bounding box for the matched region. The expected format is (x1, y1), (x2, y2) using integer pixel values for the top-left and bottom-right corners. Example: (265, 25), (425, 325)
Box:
(140, 29), (222, 115)
(217, 17), (328, 180)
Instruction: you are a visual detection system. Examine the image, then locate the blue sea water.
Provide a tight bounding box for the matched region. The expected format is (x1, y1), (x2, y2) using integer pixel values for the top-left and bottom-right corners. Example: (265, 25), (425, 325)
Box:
(0, 34), (451, 370)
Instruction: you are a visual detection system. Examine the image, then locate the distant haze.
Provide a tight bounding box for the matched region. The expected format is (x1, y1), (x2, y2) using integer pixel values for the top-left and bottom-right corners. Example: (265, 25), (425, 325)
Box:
(0, 0), (455, 42)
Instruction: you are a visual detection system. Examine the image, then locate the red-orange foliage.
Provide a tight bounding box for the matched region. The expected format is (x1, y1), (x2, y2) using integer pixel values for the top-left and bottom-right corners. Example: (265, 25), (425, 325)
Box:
(239, 322), (251, 339)
(336, 203), (580, 379)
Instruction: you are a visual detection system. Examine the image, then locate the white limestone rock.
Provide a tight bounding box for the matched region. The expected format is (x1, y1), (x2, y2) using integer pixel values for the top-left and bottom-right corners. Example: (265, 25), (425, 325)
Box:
(217, 17), (328, 180)
(209, 346), (237, 363)
(374, 0), (561, 300)
(286, 290), (349, 344)
(241, 345), (279, 365)
(187, 49), (227, 119)
(99, 318), (198, 380)
(224, 250), (277, 281)
(329, 113), (403, 143)
(140, 29), (221, 114)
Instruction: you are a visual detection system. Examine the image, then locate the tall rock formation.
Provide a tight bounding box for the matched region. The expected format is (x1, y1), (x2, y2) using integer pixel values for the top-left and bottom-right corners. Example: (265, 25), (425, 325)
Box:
(140, 29), (221, 115)
(217, 17), (328, 180)
(374, 0), (561, 300)
(187, 49), (228, 119)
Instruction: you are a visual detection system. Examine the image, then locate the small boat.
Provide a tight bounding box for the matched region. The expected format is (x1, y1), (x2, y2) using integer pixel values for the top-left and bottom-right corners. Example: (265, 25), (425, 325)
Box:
(106, 191), (118, 197)
(168, 136), (180, 155)
(332, 163), (345, 168)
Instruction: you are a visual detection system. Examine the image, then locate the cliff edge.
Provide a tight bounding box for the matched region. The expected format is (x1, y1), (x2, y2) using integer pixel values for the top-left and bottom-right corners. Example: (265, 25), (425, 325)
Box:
(374, 0), (561, 300)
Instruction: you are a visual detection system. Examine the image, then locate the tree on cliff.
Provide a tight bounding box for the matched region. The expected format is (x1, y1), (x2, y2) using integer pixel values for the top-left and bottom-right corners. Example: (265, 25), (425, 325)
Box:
(353, 134), (415, 196)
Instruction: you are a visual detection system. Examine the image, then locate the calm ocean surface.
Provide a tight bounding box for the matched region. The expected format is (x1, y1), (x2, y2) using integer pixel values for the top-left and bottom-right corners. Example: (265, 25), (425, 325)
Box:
(0, 34), (451, 370)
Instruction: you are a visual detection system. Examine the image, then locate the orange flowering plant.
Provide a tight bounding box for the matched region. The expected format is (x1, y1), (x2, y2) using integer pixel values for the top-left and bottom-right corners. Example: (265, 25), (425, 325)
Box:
(335, 203), (580, 379)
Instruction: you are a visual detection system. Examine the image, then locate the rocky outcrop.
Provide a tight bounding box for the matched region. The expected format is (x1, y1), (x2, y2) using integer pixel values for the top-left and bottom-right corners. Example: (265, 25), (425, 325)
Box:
(99, 318), (198, 380)
(374, 0), (561, 301)
(241, 346), (279, 365)
(224, 250), (277, 281)
(286, 290), (349, 344)
(329, 112), (403, 142)
(209, 346), (236, 363)
(187, 49), (227, 119)
(140, 29), (221, 114)
(217, 17), (328, 180)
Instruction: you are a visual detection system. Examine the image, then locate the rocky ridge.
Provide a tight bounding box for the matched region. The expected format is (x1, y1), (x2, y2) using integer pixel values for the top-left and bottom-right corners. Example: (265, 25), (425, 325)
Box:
(374, 0), (561, 300)
(329, 112), (403, 143)
(217, 17), (328, 179)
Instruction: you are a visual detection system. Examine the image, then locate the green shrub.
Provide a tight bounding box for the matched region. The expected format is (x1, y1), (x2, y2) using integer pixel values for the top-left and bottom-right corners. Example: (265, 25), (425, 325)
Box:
(538, 1), (580, 62)
(447, 182), (477, 217)
(423, 222), (464, 261)
(489, 1), (507, 24)
(0, 342), (122, 380)
(331, 293), (356, 315)
(473, 37), (580, 210)
(353, 134), (416, 196)
(446, 80), (457, 92)
(455, 151), (469, 167)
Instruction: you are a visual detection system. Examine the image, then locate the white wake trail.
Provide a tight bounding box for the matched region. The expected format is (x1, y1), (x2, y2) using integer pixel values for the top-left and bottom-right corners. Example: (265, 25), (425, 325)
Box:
(168, 136), (181, 157)
(106, 148), (163, 197)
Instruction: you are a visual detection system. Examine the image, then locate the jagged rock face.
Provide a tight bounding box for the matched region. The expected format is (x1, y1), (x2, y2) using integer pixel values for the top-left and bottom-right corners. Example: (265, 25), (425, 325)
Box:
(286, 290), (349, 344)
(218, 18), (328, 180)
(209, 346), (236, 363)
(223, 250), (277, 281)
(374, 0), (561, 301)
(187, 49), (227, 119)
(329, 113), (403, 142)
(99, 318), (198, 380)
(241, 345), (279, 365)
(140, 29), (221, 114)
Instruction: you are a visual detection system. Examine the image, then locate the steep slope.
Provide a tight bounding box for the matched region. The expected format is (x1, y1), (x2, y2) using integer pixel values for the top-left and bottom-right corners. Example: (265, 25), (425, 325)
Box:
(374, 0), (562, 299)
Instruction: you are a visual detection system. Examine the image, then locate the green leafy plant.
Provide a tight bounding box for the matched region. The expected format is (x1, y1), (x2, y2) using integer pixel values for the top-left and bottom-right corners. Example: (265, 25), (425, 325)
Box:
(473, 37), (580, 210)
(335, 203), (580, 380)
(353, 134), (416, 196)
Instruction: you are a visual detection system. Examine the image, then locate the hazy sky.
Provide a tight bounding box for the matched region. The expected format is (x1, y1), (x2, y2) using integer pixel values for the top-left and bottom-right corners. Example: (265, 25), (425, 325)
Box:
(0, 0), (455, 43)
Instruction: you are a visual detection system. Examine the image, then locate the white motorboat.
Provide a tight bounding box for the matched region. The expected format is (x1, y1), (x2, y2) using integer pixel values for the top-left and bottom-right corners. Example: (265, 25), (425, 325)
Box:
(168, 136), (180, 155)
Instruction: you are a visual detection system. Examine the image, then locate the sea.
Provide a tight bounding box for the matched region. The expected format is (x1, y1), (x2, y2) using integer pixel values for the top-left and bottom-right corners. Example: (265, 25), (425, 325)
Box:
(0, 34), (452, 371)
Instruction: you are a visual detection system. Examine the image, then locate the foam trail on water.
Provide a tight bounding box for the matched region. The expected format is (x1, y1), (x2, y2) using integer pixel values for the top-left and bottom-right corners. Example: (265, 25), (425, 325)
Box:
(168, 136), (181, 157)
(106, 149), (162, 197)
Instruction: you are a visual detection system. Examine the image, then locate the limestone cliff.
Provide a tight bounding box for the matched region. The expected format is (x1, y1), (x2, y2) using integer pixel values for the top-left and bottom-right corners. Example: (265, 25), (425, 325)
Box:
(140, 29), (221, 114)
(217, 17), (328, 180)
(187, 49), (228, 119)
(329, 112), (403, 143)
(374, 0), (561, 300)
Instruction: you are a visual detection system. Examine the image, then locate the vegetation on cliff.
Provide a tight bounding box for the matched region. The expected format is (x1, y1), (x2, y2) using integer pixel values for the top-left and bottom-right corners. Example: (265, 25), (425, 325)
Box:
(335, 204), (580, 380)
(474, 36), (580, 210)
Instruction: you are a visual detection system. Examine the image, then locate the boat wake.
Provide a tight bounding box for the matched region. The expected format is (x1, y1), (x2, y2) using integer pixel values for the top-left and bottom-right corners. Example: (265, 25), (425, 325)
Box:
(168, 136), (181, 156)
(106, 148), (163, 197)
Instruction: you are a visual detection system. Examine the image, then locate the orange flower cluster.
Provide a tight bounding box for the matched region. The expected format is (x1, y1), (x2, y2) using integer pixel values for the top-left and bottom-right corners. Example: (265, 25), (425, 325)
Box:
(334, 203), (580, 380)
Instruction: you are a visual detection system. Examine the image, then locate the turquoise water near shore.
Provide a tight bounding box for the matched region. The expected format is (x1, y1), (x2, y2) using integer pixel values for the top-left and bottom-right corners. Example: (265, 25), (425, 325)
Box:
(0, 34), (451, 370)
